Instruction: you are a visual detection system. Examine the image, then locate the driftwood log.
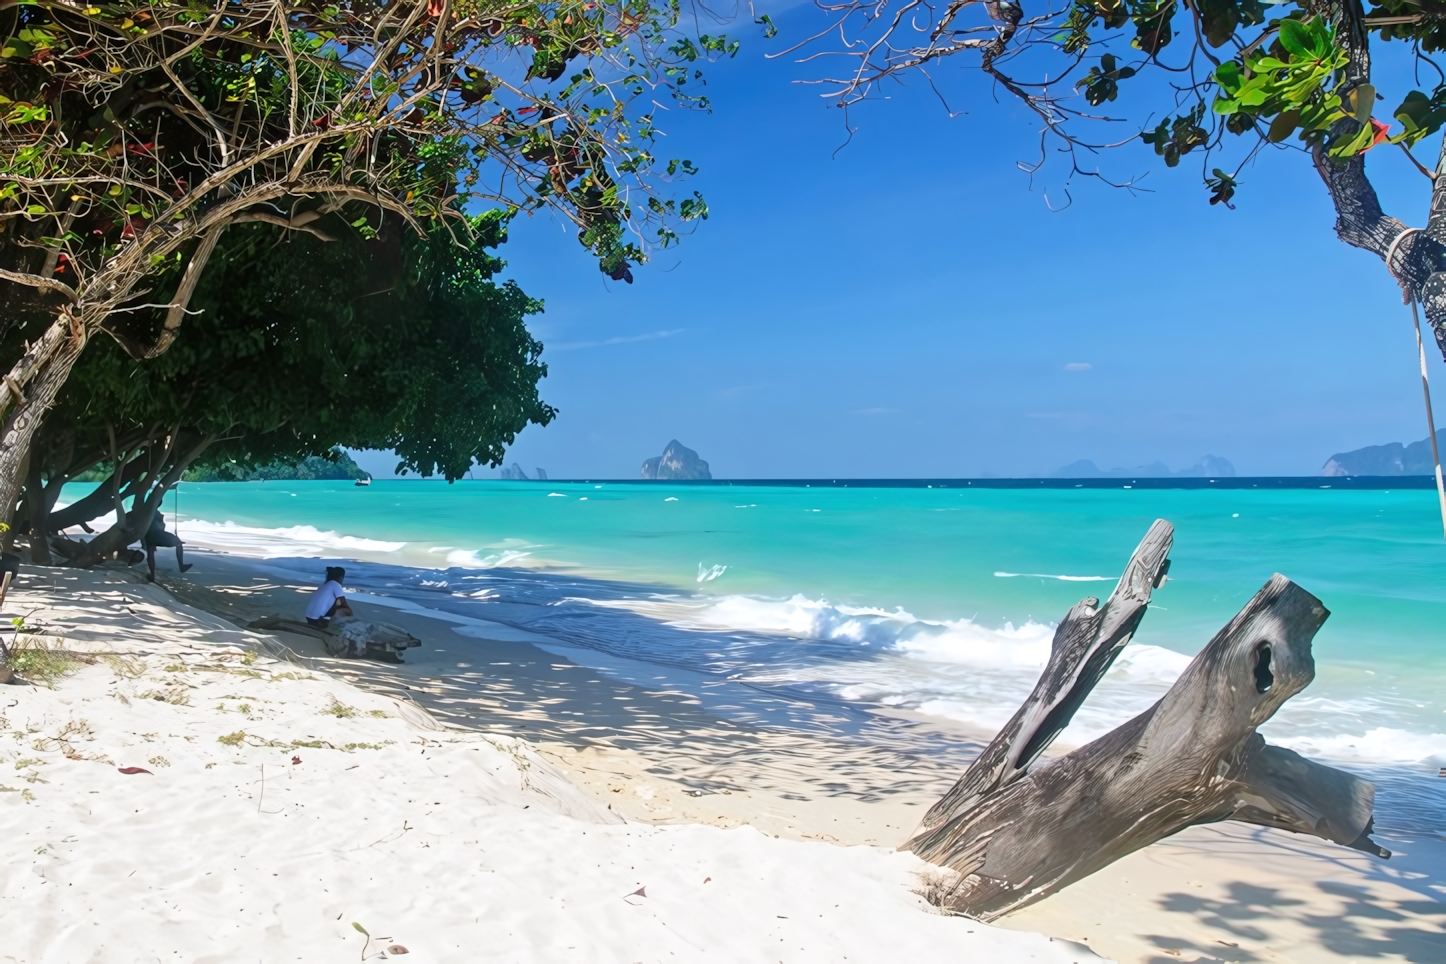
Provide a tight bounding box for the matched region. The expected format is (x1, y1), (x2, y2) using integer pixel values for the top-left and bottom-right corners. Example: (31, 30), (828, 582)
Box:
(904, 519), (1387, 920)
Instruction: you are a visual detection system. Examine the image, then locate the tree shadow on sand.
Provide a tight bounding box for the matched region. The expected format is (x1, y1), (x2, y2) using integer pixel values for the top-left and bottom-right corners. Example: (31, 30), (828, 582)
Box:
(1145, 870), (1446, 963)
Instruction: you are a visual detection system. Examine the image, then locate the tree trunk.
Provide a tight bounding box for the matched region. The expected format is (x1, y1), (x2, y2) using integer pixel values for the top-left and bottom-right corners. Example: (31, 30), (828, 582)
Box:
(903, 524), (1386, 921)
(0, 310), (88, 528)
(915, 519), (1174, 837)
(23, 447), (52, 566)
(70, 430), (214, 567)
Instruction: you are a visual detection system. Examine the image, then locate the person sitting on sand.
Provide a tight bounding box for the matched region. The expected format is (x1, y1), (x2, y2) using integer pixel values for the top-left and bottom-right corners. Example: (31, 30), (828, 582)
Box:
(143, 512), (192, 583)
(305, 566), (354, 629)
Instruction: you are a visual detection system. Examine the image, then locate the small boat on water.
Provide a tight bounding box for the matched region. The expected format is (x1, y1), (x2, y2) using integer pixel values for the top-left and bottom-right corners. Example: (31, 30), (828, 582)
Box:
(354, 478), (371, 487)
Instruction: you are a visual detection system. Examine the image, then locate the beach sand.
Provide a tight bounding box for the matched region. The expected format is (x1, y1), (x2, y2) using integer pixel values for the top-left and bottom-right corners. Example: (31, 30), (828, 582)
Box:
(4, 550), (1443, 962)
(0, 563), (1090, 962)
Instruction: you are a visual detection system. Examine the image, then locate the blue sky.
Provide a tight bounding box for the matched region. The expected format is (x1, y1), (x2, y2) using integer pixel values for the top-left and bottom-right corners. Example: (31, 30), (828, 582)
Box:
(360, 8), (1445, 480)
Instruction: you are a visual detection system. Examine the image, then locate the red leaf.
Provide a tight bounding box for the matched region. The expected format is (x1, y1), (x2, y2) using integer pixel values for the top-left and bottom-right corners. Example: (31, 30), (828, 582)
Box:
(117, 767), (153, 775)
(1367, 118), (1391, 150)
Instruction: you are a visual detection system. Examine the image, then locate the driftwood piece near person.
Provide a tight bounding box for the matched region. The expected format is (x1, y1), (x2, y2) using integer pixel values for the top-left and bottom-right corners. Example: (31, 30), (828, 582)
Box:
(904, 520), (1387, 921)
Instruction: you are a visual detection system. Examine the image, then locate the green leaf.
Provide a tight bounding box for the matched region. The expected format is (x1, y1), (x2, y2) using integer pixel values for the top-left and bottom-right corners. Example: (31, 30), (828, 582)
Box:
(1214, 61), (1242, 91)
(351, 922), (369, 936)
(1348, 84), (1375, 124)
(1277, 18), (1310, 57)
(1267, 108), (1300, 143)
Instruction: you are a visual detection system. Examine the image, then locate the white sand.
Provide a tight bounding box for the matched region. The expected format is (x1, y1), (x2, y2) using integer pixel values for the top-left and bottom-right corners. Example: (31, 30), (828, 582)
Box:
(0, 567), (1094, 962)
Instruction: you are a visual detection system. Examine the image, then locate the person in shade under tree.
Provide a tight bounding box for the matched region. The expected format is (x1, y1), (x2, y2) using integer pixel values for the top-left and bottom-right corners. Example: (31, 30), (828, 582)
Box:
(142, 512), (192, 582)
(306, 566), (353, 629)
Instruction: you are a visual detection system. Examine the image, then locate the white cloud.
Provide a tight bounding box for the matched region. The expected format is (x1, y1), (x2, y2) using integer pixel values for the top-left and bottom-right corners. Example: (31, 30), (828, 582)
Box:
(550, 329), (685, 351)
(1063, 362), (1092, 371)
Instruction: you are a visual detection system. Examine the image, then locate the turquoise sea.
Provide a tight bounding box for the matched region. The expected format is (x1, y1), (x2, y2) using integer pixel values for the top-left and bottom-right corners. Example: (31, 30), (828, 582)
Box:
(71, 479), (1446, 832)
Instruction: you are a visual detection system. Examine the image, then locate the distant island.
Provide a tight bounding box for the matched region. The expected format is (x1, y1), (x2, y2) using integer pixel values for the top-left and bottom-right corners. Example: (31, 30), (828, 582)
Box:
(1321, 430), (1446, 476)
(184, 450), (370, 482)
(1051, 455), (1235, 479)
(499, 463), (547, 480)
(641, 440), (712, 480)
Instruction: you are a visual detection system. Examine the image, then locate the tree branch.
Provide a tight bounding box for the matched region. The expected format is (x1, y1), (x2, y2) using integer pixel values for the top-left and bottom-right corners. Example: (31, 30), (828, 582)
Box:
(0, 268), (78, 301)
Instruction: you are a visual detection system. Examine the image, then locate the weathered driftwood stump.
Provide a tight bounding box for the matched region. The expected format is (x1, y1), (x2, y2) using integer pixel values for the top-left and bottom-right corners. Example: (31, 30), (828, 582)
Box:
(904, 519), (1387, 920)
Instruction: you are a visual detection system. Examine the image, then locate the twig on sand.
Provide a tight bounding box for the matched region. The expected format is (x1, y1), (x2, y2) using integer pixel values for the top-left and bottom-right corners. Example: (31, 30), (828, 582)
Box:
(352, 922), (370, 960)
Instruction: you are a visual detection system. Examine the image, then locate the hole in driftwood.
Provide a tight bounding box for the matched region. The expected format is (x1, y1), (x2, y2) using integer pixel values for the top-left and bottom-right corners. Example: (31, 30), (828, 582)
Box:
(1254, 643), (1274, 694)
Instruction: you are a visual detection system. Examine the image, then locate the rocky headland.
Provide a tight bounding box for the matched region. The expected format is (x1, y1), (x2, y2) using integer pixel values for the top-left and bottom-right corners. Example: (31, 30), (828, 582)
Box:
(641, 440), (711, 480)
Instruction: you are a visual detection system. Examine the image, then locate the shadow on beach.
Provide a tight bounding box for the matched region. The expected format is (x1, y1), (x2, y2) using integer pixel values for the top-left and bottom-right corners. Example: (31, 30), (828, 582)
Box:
(158, 549), (980, 842)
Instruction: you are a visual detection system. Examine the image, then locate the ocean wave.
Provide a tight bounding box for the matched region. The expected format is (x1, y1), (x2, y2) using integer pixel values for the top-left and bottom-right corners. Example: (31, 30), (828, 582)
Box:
(696, 563), (728, 583)
(175, 519), (405, 556)
(993, 572), (1114, 582)
(445, 548), (532, 568)
(578, 591), (1207, 744)
(1267, 727), (1446, 765)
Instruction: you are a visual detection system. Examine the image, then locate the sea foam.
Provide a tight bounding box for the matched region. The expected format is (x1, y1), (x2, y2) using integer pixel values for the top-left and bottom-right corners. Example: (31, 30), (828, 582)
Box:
(445, 548), (532, 568)
(175, 520), (405, 556)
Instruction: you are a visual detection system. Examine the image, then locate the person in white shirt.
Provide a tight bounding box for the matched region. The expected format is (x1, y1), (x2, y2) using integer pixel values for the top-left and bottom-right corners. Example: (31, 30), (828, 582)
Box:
(305, 567), (353, 628)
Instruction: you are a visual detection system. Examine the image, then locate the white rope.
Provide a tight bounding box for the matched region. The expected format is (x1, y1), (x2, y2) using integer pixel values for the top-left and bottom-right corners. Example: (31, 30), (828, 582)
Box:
(1385, 227), (1421, 299)
(1385, 227), (1446, 542)
(1408, 298), (1446, 542)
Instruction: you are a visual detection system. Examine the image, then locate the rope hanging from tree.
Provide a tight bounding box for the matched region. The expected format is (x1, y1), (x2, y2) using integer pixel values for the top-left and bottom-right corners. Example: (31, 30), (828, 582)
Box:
(1385, 228), (1446, 542)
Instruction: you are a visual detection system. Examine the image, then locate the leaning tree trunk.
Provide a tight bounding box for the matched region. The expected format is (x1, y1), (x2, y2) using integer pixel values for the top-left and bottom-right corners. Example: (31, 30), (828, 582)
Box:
(904, 520), (1386, 921)
(69, 429), (215, 568)
(0, 309), (89, 528)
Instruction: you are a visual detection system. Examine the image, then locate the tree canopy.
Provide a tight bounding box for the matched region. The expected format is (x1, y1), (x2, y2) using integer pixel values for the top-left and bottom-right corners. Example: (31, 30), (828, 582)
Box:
(22, 209), (553, 564)
(0, 0), (731, 521)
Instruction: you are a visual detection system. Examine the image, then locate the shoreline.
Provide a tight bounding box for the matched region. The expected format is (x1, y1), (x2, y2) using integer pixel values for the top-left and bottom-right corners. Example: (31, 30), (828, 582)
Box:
(4, 548), (1443, 961)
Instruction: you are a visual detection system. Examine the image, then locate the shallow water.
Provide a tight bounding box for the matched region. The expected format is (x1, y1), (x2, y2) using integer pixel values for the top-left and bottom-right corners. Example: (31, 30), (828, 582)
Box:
(71, 479), (1446, 831)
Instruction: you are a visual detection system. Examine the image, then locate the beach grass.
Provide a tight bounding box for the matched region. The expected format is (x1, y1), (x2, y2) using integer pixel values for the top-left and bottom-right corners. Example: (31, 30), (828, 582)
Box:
(2, 635), (85, 687)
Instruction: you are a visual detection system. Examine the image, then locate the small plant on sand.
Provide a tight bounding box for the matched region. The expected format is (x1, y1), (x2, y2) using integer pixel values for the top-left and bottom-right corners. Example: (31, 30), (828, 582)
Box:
(367, 710), (389, 719)
(323, 698), (357, 719)
(137, 687), (191, 707)
(101, 654), (147, 679)
(32, 721), (111, 764)
(351, 922), (371, 960)
(217, 732), (247, 748)
(4, 641), (79, 688)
